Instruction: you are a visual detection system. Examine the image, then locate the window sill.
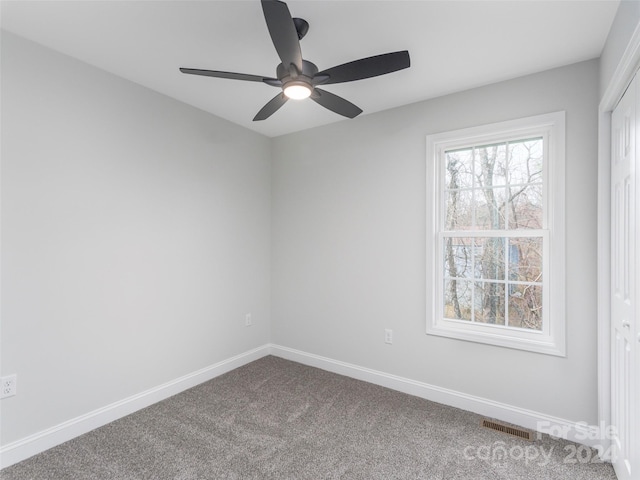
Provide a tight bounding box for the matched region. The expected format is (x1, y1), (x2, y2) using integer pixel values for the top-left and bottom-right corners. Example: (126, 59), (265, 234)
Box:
(427, 318), (566, 356)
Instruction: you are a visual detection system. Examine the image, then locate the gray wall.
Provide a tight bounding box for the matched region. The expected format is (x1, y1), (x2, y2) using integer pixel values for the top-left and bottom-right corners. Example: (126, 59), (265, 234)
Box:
(272, 59), (600, 423)
(600, 0), (640, 98)
(1, 32), (271, 445)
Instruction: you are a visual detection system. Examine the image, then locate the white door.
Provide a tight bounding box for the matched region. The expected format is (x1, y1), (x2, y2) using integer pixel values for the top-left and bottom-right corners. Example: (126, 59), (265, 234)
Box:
(611, 72), (639, 480)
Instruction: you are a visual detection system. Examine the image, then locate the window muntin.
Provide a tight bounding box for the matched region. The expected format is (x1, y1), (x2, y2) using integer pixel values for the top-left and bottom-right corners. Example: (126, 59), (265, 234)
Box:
(427, 113), (565, 356)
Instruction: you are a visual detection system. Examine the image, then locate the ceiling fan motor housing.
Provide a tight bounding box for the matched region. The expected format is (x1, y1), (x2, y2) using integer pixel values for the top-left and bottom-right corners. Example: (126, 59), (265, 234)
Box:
(277, 59), (318, 92)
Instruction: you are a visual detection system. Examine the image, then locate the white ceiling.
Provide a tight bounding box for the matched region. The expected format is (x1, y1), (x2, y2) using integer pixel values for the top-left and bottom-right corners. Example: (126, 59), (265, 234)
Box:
(1, 0), (619, 138)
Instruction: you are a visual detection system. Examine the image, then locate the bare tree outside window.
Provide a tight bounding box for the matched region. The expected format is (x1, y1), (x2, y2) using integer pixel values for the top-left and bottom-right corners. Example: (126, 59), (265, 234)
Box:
(443, 138), (543, 330)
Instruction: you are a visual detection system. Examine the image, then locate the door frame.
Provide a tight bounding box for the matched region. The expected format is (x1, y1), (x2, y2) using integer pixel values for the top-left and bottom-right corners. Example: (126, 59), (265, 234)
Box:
(598, 22), (640, 459)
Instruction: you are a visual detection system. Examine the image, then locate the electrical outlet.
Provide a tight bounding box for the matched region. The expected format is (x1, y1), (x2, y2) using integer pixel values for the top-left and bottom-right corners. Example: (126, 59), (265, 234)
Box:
(1, 374), (17, 399)
(384, 329), (393, 344)
(245, 313), (253, 327)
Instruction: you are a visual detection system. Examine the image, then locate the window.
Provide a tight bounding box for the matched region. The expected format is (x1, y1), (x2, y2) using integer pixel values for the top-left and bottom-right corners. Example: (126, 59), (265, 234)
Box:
(426, 112), (565, 356)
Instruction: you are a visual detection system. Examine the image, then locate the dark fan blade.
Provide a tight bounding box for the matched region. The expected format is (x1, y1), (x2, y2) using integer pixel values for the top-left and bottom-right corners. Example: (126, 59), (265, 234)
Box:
(253, 93), (288, 121)
(311, 88), (362, 119)
(316, 51), (410, 85)
(180, 68), (280, 85)
(261, 0), (303, 72)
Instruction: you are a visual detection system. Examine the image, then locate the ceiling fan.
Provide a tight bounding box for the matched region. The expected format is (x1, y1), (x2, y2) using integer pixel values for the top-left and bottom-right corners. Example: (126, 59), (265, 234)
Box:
(180, 0), (410, 121)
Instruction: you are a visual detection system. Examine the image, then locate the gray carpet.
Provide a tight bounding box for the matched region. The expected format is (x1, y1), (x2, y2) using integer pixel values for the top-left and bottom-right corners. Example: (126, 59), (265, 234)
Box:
(1, 356), (617, 479)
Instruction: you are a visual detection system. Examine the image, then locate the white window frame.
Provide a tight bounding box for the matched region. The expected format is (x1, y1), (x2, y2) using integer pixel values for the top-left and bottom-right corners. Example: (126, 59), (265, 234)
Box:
(426, 112), (566, 356)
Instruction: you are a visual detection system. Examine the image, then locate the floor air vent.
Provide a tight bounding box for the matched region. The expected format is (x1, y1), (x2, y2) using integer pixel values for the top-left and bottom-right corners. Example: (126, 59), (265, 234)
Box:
(481, 419), (534, 441)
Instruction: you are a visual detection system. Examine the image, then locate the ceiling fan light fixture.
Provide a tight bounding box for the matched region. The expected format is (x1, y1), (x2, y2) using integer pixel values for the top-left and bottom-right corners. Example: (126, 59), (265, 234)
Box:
(283, 82), (312, 100)
(180, 0), (410, 120)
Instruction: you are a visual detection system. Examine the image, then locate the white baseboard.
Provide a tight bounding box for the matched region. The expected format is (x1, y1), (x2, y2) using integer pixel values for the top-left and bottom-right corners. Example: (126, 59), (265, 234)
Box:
(269, 344), (609, 454)
(0, 344), (271, 469)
